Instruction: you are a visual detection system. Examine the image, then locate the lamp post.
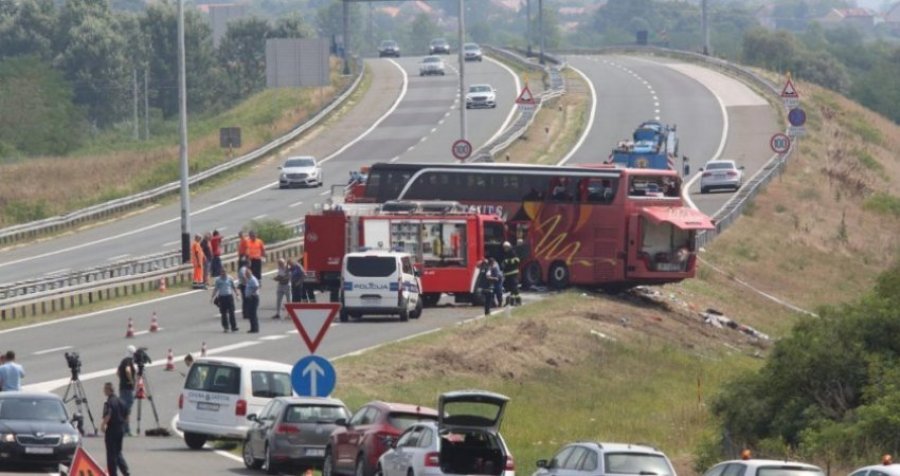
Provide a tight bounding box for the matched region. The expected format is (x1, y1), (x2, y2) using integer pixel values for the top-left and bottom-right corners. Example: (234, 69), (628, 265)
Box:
(177, 0), (191, 262)
(457, 0), (467, 140)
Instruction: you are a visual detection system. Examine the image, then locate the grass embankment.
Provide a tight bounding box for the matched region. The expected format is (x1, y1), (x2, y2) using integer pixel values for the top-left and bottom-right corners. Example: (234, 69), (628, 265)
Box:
(501, 68), (589, 164)
(0, 59), (354, 227)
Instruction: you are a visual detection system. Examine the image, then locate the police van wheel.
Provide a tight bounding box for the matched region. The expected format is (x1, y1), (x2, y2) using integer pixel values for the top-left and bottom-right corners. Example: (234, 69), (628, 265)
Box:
(548, 261), (570, 290)
(410, 300), (423, 319)
(184, 432), (207, 450)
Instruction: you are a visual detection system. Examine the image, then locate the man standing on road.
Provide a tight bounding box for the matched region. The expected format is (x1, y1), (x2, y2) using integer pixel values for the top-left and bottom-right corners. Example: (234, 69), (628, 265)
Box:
(501, 241), (521, 306)
(288, 258), (305, 303)
(246, 230), (266, 282)
(102, 382), (130, 476)
(238, 260), (249, 320)
(489, 257), (504, 308)
(201, 232), (213, 286)
(212, 268), (240, 332)
(210, 230), (223, 277)
(237, 231), (249, 264)
(244, 267), (261, 333)
(272, 259), (291, 319)
(0, 351), (25, 391)
(116, 347), (136, 436)
(476, 260), (495, 316)
(190, 234), (205, 289)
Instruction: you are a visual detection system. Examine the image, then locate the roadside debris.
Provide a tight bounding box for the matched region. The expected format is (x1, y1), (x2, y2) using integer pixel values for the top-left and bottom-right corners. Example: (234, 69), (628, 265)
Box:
(701, 308), (770, 341)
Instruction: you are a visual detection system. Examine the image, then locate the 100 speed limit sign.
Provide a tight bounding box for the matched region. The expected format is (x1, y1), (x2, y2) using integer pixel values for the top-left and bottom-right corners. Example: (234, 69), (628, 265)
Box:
(770, 133), (791, 154)
(452, 139), (473, 160)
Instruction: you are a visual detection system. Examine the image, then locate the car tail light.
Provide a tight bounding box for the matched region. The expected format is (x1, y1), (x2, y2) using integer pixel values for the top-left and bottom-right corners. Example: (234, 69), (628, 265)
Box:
(702, 172), (712, 177)
(425, 452), (440, 467)
(178, 394), (183, 410)
(276, 424), (300, 435)
(505, 455), (515, 471)
(727, 171), (738, 177)
(236, 399), (247, 416)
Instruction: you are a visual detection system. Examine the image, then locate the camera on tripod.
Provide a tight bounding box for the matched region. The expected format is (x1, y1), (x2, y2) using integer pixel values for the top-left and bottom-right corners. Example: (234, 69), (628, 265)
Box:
(64, 351), (81, 378)
(133, 347), (152, 374)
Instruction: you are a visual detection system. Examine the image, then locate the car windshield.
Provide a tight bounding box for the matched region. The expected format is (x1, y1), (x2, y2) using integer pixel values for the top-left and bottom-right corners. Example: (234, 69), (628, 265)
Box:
(185, 363), (240, 394)
(757, 467), (825, 476)
(424, 57), (441, 63)
(706, 162), (734, 170)
(469, 86), (491, 93)
(285, 158), (315, 168)
(0, 397), (68, 421)
(603, 453), (672, 476)
(432, 39), (446, 45)
(388, 412), (438, 431)
(465, 44), (479, 50)
(284, 404), (350, 423)
(381, 41), (396, 47)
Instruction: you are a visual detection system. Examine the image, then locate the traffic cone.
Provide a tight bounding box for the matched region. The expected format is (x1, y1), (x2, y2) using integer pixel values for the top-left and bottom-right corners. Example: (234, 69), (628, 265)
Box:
(159, 277), (167, 292)
(200, 341), (207, 357)
(125, 318), (134, 338)
(149, 312), (159, 333)
(304, 469), (314, 476)
(164, 349), (175, 371)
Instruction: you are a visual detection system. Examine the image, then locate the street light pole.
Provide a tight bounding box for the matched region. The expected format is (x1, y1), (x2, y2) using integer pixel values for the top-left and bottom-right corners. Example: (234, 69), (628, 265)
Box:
(177, 0), (191, 263)
(457, 0), (467, 141)
(702, 0), (710, 55)
(526, 0), (532, 57)
(342, 0), (351, 75)
(538, 0), (545, 65)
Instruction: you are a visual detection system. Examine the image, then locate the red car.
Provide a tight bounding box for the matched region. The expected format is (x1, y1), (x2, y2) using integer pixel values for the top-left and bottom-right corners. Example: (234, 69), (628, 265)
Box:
(323, 401), (439, 476)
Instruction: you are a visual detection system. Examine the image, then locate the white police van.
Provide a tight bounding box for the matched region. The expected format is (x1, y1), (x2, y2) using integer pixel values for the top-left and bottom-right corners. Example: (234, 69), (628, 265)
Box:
(340, 251), (423, 322)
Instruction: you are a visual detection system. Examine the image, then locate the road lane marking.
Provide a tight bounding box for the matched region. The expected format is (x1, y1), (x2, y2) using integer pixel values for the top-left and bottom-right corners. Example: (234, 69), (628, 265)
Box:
(319, 191), (330, 196)
(107, 254), (130, 261)
(33, 346), (72, 356)
(431, 127), (437, 133)
(390, 157), (400, 163)
(288, 201), (304, 208)
(252, 214), (268, 220)
(132, 328), (164, 337)
(44, 268), (71, 276)
(162, 240), (179, 247)
(259, 335), (288, 341)
(557, 64), (597, 165)
(483, 56), (522, 145)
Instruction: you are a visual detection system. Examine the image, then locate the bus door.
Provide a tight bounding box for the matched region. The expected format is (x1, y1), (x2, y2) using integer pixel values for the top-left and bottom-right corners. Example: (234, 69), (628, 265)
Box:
(625, 214), (641, 278)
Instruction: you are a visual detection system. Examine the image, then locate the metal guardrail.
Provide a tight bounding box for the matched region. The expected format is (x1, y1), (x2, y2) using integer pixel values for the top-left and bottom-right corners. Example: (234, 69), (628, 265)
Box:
(0, 59), (365, 247)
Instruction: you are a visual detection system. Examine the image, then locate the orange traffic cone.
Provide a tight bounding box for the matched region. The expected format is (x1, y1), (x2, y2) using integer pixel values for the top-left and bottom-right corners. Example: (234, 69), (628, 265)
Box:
(125, 318), (134, 338)
(165, 349), (175, 371)
(149, 313), (159, 333)
(200, 341), (207, 357)
(158, 277), (167, 292)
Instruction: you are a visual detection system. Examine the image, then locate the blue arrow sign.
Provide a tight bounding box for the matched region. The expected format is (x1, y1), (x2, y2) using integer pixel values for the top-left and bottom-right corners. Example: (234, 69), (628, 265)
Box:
(291, 355), (336, 397)
(788, 108), (807, 127)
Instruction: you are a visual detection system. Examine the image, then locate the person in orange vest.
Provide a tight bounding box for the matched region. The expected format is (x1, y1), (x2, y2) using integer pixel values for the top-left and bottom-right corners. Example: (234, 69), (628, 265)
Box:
(246, 230), (266, 282)
(191, 234), (205, 289)
(237, 231), (249, 267)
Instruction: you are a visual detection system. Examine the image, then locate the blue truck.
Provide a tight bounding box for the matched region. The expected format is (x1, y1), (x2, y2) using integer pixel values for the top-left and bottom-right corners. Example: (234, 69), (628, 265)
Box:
(608, 121), (680, 173)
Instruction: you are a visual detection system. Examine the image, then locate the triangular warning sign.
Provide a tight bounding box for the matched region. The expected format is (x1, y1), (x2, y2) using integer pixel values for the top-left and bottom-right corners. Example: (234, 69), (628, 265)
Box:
(285, 303), (339, 354)
(68, 446), (108, 476)
(781, 78), (799, 98)
(515, 85), (536, 105)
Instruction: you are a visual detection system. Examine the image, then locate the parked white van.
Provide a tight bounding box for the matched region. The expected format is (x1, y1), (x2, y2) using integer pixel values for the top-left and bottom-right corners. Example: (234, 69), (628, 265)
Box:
(177, 356), (293, 449)
(340, 251), (423, 322)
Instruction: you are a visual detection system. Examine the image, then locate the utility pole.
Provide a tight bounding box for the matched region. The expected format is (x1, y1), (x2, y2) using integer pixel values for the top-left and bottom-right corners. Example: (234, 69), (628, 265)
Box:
(538, 0), (545, 65)
(132, 68), (139, 140)
(143, 69), (149, 140)
(526, 0), (532, 57)
(342, 0), (351, 75)
(177, 0), (191, 263)
(457, 0), (467, 141)
(702, 0), (710, 55)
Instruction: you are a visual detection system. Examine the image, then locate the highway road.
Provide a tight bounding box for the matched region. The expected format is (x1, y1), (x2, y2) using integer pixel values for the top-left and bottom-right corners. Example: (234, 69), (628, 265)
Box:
(0, 56), (519, 284)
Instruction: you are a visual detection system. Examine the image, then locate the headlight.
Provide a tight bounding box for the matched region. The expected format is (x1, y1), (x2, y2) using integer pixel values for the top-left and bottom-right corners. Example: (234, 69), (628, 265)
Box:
(61, 434), (80, 445)
(280, 173), (287, 179)
(0, 433), (14, 442)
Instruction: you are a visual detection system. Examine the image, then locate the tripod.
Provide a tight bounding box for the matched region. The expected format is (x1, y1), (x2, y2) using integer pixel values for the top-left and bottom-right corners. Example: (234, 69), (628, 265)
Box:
(134, 364), (170, 436)
(62, 369), (98, 436)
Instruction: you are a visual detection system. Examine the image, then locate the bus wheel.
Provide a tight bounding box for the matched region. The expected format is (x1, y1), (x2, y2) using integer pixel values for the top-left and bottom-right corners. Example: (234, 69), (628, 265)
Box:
(548, 261), (570, 290)
(469, 292), (485, 307)
(422, 293), (441, 307)
(522, 261), (542, 289)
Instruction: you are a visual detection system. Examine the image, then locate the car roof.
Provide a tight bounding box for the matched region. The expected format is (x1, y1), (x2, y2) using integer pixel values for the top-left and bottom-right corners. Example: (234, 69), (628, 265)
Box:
(193, 356), (293, 371)
(469, 84), (492, 89)
(577, 442), (668, 455)
(273, 396), (347, 406)
(705, 160), (736, 166)
(851, 464), (900, 476)
(712, 460), (823, 470)
(345, 251), (412, 258)
(0, 391), (63, 401)
(367, 401), (439, 416)
(285, 155), (316, 162)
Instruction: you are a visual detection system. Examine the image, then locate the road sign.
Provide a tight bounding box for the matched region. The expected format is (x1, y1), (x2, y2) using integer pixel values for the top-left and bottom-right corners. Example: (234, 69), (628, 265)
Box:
(452, 139), (473, 160)
(788, 126), (806, 137)
(515, 85), (536, 106)
(285, 303), (339, 354)
(788, 107), (807, 127)
(781, 77), (800, 109)
(770, 133), (791, 154)
(291, 355), (336, 397)
(67, 447), (107, 476)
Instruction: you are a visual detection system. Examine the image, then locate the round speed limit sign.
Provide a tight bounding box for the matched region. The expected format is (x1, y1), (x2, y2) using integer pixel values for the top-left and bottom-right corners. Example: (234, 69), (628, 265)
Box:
(770, 133), (791, 154)
(452, 139), (473, 160)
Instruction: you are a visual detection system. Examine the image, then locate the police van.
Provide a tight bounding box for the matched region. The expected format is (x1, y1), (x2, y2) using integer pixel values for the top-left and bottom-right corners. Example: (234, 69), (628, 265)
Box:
(340, 251), (423, 322)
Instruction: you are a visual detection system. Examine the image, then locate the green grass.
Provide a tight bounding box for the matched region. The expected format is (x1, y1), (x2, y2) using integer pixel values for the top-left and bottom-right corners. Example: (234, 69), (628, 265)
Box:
(864, 192), (900, 217)
(841, 113), (883, 145)
(853, 148), (883, 173)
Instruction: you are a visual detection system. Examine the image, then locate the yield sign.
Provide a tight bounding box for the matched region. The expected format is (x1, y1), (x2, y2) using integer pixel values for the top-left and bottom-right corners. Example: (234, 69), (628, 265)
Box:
(68, 446), (107, 476)
(285, 303), (339, 354)
(781, 78), (799, 98)
(515, 85), (536, 105)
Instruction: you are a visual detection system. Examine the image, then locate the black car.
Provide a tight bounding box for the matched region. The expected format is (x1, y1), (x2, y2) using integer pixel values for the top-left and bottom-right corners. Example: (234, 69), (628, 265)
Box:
(429, 38), (450, 54)
(378, 40), (400, 58)
(0, 392), (80, 467)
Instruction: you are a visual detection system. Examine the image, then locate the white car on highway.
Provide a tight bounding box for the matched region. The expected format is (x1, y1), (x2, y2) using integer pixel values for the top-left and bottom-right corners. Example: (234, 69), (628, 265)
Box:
(279, 156), (323, 188)
(466, 84), (497, 109)
(703, 457), (824, 476)
(419, 56), (446, 76)
(699, 159), (744, 193)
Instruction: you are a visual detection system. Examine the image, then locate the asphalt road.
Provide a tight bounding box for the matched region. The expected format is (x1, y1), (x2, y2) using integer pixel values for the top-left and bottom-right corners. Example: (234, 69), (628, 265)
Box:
(0, 56), (519, 284)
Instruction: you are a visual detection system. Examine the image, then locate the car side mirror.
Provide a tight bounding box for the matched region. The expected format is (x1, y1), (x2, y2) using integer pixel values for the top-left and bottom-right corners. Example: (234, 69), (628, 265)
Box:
(335, 418), (348, 427)
(247, 414), (258, 422)
(536, 459), (548, 468)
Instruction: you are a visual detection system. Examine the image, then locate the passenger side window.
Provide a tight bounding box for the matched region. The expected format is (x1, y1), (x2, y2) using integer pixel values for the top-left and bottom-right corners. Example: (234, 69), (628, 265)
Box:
(396, 427), (420, 448)
(257, 401), (276, 421)
(562, 447), (588, 470)
(419, 428), (433, 448)
(251, 371), (291, 398)
(703, 464), (727, 476)
(550, 447), (574, 469)
(579, 450), (598, 471)
(401, 258), (413, 275)
(721, 464), (747, 476)
(349, 406), (370, 426)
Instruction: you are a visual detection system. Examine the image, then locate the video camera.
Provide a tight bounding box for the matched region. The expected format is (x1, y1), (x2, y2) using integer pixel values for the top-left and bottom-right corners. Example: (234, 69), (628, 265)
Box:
(133, 347), (152, 374)
(64, 352), (81, 379)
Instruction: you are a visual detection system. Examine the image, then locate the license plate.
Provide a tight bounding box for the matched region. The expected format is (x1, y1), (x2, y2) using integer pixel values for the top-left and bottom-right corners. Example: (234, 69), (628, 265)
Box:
(656, 263), (681, 271)
(197, 402), (220, 411)
(25, 446), (54, 455)
(306, 449), (325, 457)
(362, 297), (380, 302)
(714, 174), (725, 179)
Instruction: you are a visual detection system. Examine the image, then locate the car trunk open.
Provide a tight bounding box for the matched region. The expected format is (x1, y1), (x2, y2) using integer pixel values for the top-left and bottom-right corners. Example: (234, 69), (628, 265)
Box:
(438, 390), (509, 476)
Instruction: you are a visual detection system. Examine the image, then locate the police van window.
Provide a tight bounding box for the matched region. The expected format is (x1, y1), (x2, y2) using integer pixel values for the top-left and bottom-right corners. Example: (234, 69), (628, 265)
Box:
(401, 257), (413, 275)
(346, 257), (397, 277)
(185, 364), (240, 394)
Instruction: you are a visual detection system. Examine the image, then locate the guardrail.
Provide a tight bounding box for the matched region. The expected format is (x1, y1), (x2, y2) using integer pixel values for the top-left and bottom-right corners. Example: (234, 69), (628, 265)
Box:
(0, 59), (365, 247)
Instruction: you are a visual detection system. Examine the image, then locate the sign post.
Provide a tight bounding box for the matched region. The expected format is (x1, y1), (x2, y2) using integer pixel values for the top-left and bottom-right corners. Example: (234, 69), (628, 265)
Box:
(780, 75), (799, 109)
(285, 303), (340, 397)
(452, 139), (473, 161)
(515, 84), (536, 112)
(787, 107), (806, 137)
(770, 133), (791, 154)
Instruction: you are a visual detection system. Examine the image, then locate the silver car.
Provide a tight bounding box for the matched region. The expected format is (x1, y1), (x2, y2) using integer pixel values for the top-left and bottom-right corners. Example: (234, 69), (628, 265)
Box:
(279, 156), (323, 188)
(463, 43), (483, 62)
(533, 442), (677, 476)
(420, 56), (446, 76)
(243, 396), (351, 474)
(699, 159), (744, 193)
(466, 84), (497, 109)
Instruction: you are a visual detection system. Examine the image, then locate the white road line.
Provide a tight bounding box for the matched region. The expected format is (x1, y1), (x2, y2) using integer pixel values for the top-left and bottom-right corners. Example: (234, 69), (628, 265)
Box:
(438, 119), (445, 125)
(44, 268), (71, 276)
(444, 111), (451, 117)
(653, 95), (658, 101)
(214, 449), (244, 463)
(407, 146), (415, 152)
(419, 136), (427, 143)
(654, 101), (660, 107)
(389, 157), (400, 163)
(132, 327), (164, 337)
(259, 335), (288, 341)
(557, 64), (597, 165)
(33, 345), (72, 356)
(482, 56), (522, 145)
(319, 191), (330, 196)
(162, 240), (179, 247)
(430, 127), (437, 133)
(107, 254), (130, 261)
(252, 214), (268, 220)
(288, 201), (304, 208)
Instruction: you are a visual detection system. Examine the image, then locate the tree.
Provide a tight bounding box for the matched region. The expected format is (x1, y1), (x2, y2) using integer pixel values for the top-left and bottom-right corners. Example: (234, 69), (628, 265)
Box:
(270, 14), (313, 39)
(218, 17), (270, 103)
(0, 0), (58, 60)
(742, 28), (798, 72)
(407, 13), (440, 55)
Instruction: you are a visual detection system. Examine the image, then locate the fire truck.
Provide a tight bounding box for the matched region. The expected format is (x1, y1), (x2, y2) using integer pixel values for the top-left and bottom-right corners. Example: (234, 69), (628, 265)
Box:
(303, 200), (506, 307)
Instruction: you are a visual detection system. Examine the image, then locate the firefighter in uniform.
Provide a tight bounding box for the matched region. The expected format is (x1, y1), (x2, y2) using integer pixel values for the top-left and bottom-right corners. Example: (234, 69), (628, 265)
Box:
(501, 241), (521, 306)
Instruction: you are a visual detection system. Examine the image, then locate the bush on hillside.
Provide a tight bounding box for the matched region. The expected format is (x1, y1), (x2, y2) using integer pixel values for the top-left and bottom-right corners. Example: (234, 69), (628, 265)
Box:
(243, 219), (293, 244)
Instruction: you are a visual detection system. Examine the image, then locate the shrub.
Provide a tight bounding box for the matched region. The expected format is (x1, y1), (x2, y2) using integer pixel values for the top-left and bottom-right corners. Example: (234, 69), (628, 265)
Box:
(243, 219), (293, 243)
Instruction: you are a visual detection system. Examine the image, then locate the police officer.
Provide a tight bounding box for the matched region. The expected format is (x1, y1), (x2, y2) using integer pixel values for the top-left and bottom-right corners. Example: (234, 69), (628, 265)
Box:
(102, 382), (130, 476)
(475, 260), (495, 316)
(501, 242), (521, 306)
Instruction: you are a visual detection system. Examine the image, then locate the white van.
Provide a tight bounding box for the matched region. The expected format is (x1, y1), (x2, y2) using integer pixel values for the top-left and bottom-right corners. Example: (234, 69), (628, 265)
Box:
(176, 356), (293, 449)
(340, 251), (423, 322)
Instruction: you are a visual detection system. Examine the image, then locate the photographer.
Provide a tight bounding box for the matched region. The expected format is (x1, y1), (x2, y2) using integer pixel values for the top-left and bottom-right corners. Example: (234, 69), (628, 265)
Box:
(117, 346), (136, 436)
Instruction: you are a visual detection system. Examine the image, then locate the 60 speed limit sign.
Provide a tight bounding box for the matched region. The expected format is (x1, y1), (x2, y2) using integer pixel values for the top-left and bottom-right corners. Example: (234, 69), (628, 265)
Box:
(770, 133), (791, 154)
(452, 139), (473, 160)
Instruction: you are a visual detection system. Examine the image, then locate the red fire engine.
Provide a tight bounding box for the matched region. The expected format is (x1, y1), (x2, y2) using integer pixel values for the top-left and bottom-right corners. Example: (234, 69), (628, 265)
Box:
(303, 201), (506, 307)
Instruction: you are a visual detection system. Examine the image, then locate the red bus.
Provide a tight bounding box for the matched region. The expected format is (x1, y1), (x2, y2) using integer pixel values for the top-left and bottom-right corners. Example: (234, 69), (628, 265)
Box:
(346, 162), (714, 291)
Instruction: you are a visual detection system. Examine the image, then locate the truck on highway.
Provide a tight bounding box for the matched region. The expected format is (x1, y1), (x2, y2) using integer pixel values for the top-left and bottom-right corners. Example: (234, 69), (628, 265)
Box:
(607, 120), (679, 172)
(303, 200), (505, 307)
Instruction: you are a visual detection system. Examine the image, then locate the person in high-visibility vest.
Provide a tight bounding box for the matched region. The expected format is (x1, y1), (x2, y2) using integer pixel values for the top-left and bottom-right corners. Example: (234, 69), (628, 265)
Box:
(501, 241), (521, 306)
(190, 234), (205, 289)
(245, 230), (266, 282)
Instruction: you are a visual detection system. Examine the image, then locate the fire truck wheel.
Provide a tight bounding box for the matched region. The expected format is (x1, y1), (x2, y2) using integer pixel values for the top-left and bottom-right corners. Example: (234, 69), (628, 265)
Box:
(339, 309), (349, 322)
(422, 293), (441, 308)
(548, 261), (570, 290)
(522, 261), (542, 289)
(469, 292), (485, 307)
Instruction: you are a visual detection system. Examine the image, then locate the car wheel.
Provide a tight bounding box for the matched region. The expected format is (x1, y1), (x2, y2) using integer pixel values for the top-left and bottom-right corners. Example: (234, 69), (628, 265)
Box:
(184, 432), (207, 450)
(324, 449), (337, 476)
(422, 293), (441, 307)
(547, 261), (570, 290)
(410, 298), (423, 319)
(264, 444), (278, 475)
(243, 438), (263, 469)
(522, 261), (542, 289)
(356, 455), (368, 476)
